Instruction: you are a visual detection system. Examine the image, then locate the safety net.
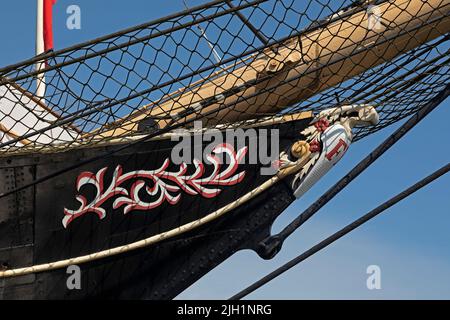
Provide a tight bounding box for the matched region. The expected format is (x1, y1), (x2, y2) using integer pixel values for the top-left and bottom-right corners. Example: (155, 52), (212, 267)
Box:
(0, 0), (448, 155)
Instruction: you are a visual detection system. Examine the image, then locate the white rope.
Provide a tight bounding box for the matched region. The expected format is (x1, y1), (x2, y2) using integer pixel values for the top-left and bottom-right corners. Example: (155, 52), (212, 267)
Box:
(0, 153), (310, 278)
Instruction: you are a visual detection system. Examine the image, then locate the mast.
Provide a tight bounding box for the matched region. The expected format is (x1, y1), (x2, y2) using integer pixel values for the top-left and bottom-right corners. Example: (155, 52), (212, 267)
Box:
(36, 0), (46, 102)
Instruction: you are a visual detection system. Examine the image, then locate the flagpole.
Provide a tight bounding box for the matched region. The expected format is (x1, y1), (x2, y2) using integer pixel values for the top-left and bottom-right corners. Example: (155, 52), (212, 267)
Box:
(36, 0), (46, 102)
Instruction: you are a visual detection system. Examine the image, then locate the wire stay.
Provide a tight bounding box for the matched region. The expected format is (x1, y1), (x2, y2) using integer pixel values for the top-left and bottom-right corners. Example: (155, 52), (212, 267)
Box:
(231, 162), (450, 300)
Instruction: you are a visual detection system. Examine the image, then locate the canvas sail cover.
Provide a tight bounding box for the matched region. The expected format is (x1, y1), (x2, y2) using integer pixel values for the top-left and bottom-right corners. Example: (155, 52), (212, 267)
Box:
(0, 82), (77, 148)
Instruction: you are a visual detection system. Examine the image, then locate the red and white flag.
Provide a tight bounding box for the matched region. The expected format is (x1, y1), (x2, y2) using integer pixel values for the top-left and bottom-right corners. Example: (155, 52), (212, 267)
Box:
(44, 0), (56, 51)
(36, 0), (56, 98)
(43, 0), (57, 51)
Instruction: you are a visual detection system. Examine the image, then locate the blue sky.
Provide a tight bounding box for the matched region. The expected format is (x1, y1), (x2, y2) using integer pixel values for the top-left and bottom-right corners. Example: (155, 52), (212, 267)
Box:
(0, 1), (449, 299)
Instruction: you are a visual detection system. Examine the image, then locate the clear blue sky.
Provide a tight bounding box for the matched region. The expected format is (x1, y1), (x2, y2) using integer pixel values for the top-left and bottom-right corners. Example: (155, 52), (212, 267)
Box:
(1, 1), (449, 299)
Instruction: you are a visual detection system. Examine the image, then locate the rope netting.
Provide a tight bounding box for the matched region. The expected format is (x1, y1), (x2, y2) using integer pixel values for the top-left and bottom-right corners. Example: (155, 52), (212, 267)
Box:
(0, 0), (448, 155)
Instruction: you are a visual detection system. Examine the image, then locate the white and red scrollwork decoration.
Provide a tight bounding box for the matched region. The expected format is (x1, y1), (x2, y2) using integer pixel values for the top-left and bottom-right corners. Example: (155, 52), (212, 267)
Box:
(63, 144), (247, 228)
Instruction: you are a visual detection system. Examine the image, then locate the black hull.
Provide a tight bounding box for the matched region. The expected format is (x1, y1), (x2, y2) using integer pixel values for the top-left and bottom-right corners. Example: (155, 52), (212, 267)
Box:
(0, 118), (310, 299)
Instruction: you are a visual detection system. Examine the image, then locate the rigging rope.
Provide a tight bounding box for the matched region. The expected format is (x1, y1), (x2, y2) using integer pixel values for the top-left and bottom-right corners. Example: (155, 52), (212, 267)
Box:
(230, 162), (450, 300)
(0, 158), (310, 278)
